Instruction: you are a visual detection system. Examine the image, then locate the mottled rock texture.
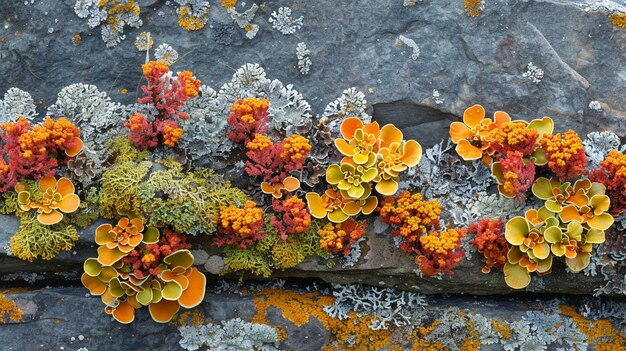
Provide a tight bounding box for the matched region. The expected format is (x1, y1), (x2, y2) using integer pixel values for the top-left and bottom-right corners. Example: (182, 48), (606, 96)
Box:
(1, 0), (625, 148)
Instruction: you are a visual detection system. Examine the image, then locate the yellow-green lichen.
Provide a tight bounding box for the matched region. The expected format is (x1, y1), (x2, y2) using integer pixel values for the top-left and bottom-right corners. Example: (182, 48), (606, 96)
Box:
(9, 214), (78, 261)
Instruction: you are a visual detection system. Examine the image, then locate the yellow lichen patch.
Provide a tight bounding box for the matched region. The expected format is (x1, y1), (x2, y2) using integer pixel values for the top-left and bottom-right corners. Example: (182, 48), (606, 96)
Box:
(251, 288), (396, 351)
(0, 293), (23, 324)
(220, 0), (237, 9)
(72, 34), (81, 46)
(610, 13), (626, 28)
(491, 319), (510, 339)
(464, 0), (482, 17)
(177, 5), (209, 31)
(560, 305), (626, 351)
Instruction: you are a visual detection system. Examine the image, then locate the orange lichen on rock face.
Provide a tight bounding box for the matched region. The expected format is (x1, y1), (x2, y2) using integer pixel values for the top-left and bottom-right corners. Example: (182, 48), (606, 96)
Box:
(0, 293), (23, 324)
(177, 5), (209, 31)
(251, 288), (395, 351)
(559, 305), (626, 351)
(540, 130), (587, 181)
(464, 0), (483, 17)
(610, 13), (626, 28)
(220, 0), (237, 9)
(170, 309), (206, 327)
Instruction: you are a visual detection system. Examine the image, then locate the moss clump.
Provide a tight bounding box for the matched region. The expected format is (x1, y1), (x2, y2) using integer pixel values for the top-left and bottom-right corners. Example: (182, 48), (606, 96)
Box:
(106, 135), (151, 164)
(222, 218), (330, 277)
(0, 191), (18, 215)
(9, 214), (78, 261)
(99, 159), (248, 235)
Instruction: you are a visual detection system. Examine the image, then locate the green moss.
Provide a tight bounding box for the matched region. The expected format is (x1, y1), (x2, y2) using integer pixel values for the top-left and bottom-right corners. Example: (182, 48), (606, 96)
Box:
(99, 161), (152, 218)
(221, 217), (329, 277)
(106, 135), (150, 164)
(68, 186), (100, 228)
(99, 160), (247, 235)
(0, 192), (18, 215)
(10, 214), (78, 261)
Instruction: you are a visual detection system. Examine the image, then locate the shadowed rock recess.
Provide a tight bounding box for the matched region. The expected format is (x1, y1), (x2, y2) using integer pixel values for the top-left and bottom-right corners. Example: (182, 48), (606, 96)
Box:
(1, 0), (626, 350)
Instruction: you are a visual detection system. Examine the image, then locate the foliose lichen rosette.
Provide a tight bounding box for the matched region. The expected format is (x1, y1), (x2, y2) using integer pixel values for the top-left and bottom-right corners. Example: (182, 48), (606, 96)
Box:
(82, 217), (206, 323)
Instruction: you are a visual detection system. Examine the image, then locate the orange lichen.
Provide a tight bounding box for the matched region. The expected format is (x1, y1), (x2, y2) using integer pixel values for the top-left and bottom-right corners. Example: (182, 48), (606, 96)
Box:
(177, 71), (201, 98)
(177, 5), (209, 31)
(559, 305), (626, 351)
(0, 293), (23, 324)
(610, 13), (626, 28)
(220, 0), (237, 8)
(491, 319), (510, 339)
(246, 133), (273, 151)
(464, 0), (483, 17)
(378, 191), (442, 247)
(170, 309), (206, 327)
(318, 219), (367, 255)
(141, 60), (169, 78)
(250, 288), (395, 351)
(213, 201), (265, 248)
(162, 123), (184, 147)
(489, 121), (538, 157)
(540, 130), (587, 181)
(281, 134), (312, 163)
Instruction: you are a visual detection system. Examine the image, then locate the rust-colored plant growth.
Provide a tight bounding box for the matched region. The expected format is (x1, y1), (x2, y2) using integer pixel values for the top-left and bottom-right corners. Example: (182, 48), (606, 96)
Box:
(212, 201), (265, 249)
(125, 61), (199, 149)
(540, 130), (587, 181)
(378, 191), (465, 276)
(588, 150), (626, 216)
(318, 219), (367, 255)
(227, 98), (312, 197)
(270, 196), (311, 240)
(469, 219), (508, 273)
(0, 117), (83, 192)
(82, 218), (205, 324)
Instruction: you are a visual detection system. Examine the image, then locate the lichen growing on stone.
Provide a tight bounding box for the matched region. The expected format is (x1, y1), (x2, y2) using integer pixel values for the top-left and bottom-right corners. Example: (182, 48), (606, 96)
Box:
(269, 7), (303, 35)
(73, 0), (143, 48)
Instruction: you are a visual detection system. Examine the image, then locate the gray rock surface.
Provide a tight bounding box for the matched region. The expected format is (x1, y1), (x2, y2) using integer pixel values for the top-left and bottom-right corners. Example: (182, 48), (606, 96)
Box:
(1, 0), (624, 148)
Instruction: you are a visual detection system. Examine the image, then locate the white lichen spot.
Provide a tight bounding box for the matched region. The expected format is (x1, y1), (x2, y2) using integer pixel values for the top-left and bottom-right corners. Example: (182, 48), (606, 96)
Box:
(522, 62), (544, 84)
(296, 42), (311, 75)
(397, 35), (420, 60)
(269, 7), (303, 35)
(432, 89), (444, 105)
(588, 100), (603, 111)
(155, 43), (179, 65)
(228, 4), (259, 39)
(134, 32), (153, 51)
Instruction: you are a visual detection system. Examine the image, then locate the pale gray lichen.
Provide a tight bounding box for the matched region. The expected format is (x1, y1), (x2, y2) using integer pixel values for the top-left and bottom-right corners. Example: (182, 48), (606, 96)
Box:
(269, 7), (303, 35)
(0, 87), (37, 122)
(588, 100), (603, 111)
(179, 63), (314, 167)
(134, 32), (153, 51)
(432, 89), (444, 105)
(178, 318), (280, 351)
(228, 4), (260, 39)
(176, 0), (210, 27)
(323, 284), (427, 330)
(396, 35), (420, 60)
(583, 131), (625, 170)
(522, 62), (544, 84)
(155, 43), (179, 65)
(296, 42), (312, 75)
(73, 0), (142, 48)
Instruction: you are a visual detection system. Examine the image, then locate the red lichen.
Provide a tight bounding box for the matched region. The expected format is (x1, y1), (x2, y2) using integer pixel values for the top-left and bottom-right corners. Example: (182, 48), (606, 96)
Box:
(0, 116), (82, 192)
(270, 196), (312, 240)
(589, 150), (626, 216)
(417, 228), (467, 276)
(124, 113), (158, 149)
(540, 130), (587, 181)
(226, 98), (270, 144)
(495, 151), (535, 200)
(469, 218), (508, 273)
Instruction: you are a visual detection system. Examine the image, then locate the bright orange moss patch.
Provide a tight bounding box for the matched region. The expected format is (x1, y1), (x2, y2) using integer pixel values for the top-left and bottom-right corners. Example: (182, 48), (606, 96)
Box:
(246, 133), (273, 151)
(0, 293), (23, 324)
(610, 13), (626, 28)
(540, 130), (587, 181)
(560, 305), (626, 351)
(281, 134), (312, 162)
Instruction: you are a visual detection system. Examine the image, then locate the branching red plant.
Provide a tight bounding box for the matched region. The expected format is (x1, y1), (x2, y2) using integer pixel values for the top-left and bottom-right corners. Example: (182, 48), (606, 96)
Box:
(496, 151), (535, 200)
(469, 218), (508, 273)
(0, 116), (82, 192)
(226, 98), (269, 144)
(270, 196), (311, 240)
(589, 150), (626, 216)
(212, 201), (265, 249)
